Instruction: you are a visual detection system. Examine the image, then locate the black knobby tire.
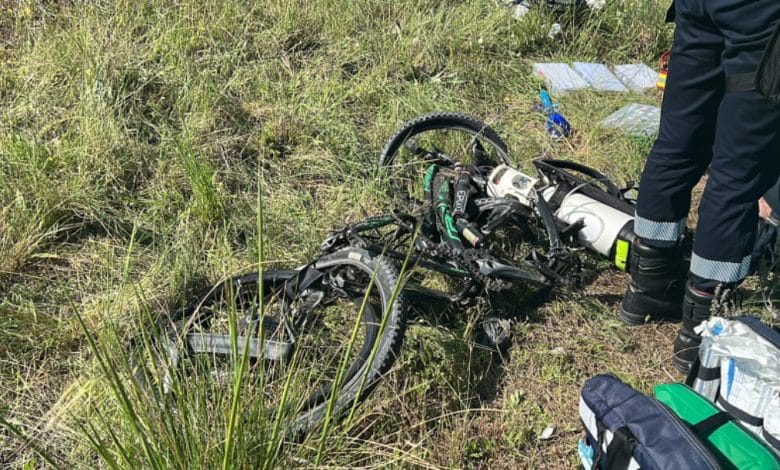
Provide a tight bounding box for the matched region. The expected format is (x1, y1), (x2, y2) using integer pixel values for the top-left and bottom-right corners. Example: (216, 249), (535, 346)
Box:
(289, 247), (407, 434)
(132, 247), (406, 437)
(379, 111), (510, 168)
(378, 112), (511, 205)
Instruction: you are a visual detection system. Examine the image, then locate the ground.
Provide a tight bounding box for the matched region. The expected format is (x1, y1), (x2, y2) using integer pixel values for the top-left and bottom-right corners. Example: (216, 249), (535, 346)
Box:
(1, 1), (776, 468)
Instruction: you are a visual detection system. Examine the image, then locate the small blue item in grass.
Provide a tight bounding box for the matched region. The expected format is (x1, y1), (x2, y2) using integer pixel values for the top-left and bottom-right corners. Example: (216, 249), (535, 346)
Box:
(538, 90), (572, 139)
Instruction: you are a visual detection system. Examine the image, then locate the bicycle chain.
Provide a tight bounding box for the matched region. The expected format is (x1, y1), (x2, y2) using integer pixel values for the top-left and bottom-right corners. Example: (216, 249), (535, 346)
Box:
(412, 237), (516, 292)
(460, 248), (515, 292)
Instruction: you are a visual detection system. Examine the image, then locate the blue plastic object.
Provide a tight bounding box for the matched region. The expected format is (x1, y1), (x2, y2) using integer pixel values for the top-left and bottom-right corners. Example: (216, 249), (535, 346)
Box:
(538, 90), (572, 138)
(539, 89), (555, 109)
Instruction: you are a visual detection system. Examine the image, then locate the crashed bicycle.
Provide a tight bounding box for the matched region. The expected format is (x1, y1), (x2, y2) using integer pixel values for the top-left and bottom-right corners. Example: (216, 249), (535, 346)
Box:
(133, 112), (658, 437)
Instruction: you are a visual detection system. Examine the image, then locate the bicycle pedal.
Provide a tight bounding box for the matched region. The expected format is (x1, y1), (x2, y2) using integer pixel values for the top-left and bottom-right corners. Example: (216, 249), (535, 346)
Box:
(299, 289), (326, 312)
(475, 318), (512, 353)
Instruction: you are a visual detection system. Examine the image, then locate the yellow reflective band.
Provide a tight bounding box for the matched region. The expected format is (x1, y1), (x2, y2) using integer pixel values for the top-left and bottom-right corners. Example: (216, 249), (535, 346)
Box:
(615, 239), (630, 271)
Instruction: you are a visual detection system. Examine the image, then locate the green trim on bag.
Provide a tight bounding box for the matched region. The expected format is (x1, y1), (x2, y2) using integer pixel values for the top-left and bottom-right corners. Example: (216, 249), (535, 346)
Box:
(654, 383), (780, 470)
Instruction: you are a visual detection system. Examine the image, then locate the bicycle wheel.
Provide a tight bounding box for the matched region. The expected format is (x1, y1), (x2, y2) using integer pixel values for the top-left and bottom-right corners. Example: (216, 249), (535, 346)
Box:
(378, 112), (511, 205)
(133, 247), (406, 437)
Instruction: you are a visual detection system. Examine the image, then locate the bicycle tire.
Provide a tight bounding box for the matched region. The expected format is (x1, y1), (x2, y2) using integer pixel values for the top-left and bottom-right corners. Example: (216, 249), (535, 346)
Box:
(289, 247), (406, 434)
(379, 111), (510, 168)
(377, 112), (511, 204)
(132, 247), (406, 437)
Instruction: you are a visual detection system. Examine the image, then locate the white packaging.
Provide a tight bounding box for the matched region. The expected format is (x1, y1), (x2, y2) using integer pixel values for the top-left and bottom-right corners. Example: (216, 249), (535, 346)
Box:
(572, 62), (628, 92)
(718, 357), (774, 436)
(763, 390), (780, 453)
(613, 63), (658, 93)
(695, 317), (780, 372)
(693, 334), (723, 401)
(695, 317), (780, 440)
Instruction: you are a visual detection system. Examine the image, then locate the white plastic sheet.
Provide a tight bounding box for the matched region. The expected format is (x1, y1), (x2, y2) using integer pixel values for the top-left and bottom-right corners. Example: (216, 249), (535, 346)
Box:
(572, 62), (628, 92)
(532, 63), (590, 95)
(613, 63), (658, 93)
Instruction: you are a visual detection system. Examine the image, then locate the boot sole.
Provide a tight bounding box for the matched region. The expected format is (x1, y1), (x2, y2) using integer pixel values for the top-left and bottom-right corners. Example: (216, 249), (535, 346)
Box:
(619, 306), (681, 326)
(619, 307), (650, 326)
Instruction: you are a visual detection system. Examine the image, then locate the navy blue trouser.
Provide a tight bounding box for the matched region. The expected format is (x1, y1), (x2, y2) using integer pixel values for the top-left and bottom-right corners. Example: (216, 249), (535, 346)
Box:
(635, 0), (780, 291)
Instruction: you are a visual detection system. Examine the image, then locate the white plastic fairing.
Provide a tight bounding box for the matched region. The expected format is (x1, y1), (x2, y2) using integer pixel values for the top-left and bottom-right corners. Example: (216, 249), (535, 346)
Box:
(545, 189), (633, 256)
(486, 165), (539, 207)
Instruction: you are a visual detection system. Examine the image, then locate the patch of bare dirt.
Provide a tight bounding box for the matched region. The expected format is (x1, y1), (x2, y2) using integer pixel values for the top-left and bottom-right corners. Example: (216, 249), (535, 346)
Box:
(687, 174), (708, 230)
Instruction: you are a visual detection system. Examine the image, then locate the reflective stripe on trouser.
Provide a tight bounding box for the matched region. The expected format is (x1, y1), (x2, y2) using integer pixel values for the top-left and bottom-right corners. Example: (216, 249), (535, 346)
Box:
(635, 0), (780, 290)
(690, 253), (752, 284)
(634, 214), (687, 244)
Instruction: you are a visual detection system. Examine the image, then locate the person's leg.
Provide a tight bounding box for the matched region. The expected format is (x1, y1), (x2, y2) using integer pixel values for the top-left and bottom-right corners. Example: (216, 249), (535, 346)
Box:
(672, 0), (780, 371)
(620, 0), (724, 325)
(673, 89), (780, 370)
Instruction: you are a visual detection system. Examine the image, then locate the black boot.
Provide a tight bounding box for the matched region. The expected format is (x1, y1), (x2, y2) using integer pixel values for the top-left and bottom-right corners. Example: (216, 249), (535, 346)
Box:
(672, 283), (714, 373)
(620, 238), (686, 325)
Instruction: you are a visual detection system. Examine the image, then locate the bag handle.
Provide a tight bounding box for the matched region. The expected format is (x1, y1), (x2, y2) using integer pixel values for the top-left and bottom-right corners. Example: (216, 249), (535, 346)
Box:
(605, 427), (637, 469)
(691, 411), (732, 438)
(592, 422), (636, 470)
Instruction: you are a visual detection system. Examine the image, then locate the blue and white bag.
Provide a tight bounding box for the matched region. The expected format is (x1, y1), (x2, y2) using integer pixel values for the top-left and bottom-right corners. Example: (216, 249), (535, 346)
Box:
(579, 374), (721, 469)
